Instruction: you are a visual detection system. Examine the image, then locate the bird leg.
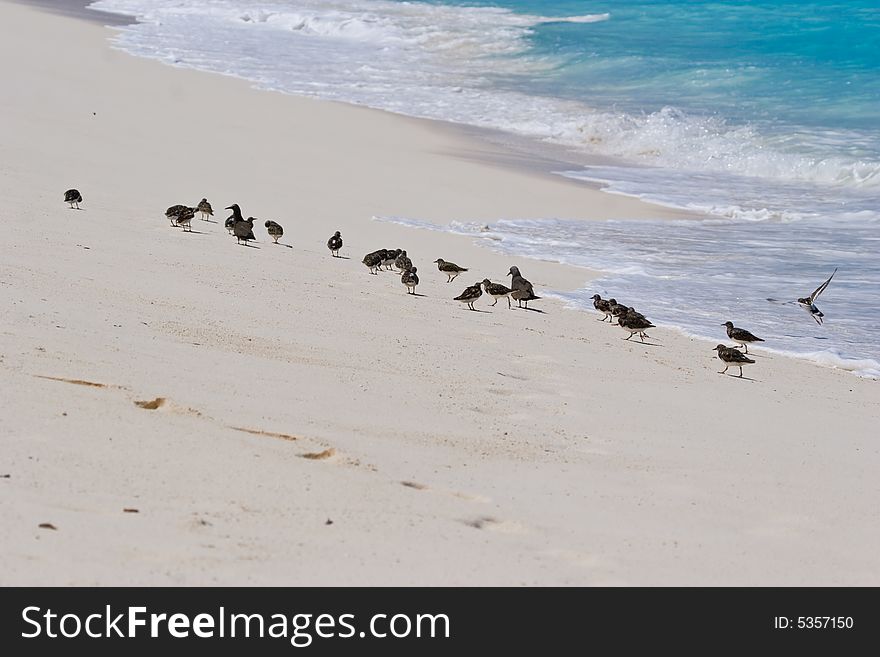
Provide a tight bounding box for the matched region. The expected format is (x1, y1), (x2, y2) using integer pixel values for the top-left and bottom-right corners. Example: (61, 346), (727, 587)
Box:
(491, 299), (498, 306)
(718, 366), (728, 375)
(737, 367), (744, 377)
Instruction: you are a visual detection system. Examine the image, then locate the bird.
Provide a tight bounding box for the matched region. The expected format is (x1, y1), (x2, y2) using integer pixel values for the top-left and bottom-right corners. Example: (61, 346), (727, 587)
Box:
(265, 220), (284, 244)
(225, 203), (244, 236)
(196, 198), (213, 221)
(401, 266), (419, 294)
(455, 282), (483, 310)
(175, 206), (195, 232)
(239, 217), (258, 245)
(226, 203), (244, 223)
(165, 204), (192, 227)
(713, 344), (755, 377)
(507, 266), (540, 309)
(624, 307), (648, 322)
(327, 231), (343, 257)
(434, 258), (468, 283)
(618, 310), (655, 342)
(609, 299), (629, 318)
(797, 268), (837, 325)
(225, 205), (255, 245)
(722, 321), (764, 354)
(394, 250), (413, 272)
(482, 279), (513, 308)
(64, 189), (82, 209)
(382, 249), (402, 270)
(591, 294), (613, 322)
(362, 251), (384, 274)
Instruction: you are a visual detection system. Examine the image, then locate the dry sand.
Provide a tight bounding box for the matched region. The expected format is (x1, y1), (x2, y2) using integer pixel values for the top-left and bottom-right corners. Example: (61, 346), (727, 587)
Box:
(1, 0), (877, 585)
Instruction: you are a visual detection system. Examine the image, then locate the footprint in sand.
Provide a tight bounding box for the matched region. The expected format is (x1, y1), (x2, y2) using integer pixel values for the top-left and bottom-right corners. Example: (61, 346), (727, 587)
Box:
(461, 516), (527, 534)
(299, 448), (336, 460)
(229, 426), (299, 441)
(134, 397), (166, 410)
(35, 375), (108, 388)
(400, 480), (491, 504)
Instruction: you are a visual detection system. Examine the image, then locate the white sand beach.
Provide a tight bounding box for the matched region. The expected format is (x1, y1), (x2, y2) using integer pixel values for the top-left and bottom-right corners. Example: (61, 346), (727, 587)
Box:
(1, 0), (877, 585)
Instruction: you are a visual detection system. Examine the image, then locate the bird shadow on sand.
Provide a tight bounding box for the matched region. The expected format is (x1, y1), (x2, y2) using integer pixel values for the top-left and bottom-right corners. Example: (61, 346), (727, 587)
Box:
(462, 308), (491, 313)
(181, 230), (207, 235)
(721, 373), (758, 382)
(238, 243), (261, 249)
(333, 256), (352, 260)
(623, 338), (663, 347)
(407, 293), (428, 298)
(273, 243), (294, 249)
(517, 307), (547, 314)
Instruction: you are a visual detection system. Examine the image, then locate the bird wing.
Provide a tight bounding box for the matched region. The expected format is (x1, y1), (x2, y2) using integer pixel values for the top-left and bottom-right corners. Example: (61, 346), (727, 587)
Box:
(731, 327), (760, 341)
(455, 285), (480, 300)
(809, 268), (837, 303)
(724, 348), (751, 363)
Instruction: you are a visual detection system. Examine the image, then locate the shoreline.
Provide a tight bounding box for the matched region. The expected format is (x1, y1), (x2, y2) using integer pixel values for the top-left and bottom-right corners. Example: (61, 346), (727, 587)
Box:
(2, 0), (878, 586)
(12, 0), (133, 24)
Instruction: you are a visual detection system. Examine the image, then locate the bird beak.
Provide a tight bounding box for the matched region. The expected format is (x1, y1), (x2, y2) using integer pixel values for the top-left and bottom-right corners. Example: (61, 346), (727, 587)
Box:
(225, 206), (233, 210)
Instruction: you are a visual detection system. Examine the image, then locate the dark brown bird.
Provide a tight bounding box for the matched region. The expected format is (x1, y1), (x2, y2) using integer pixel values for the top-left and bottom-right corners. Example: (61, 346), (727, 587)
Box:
(395, 250), (413, 272)
(225, 205), (255, 245)
(327, 231), (343, 257)
(507, 266), (540, 309)
(64, 189), (82, 209)
(363, 250), (384, 274)
(454, 282), (483, 310)
(434, 258), (468, 283)
(722, 321), (764, 354)
(713, 344), (755, 377)
(196, 198), (213, 221)
(618, 309), (655, 342)
(165, 204), (191, 227)
(175, 206), (195, 232)
(482, 279), (513, 308)
(797, 268), (837, 325)
(591, 294), (613, 322)
(383, 249), (402, 270)
(265, 220), (284, 244)
(401, 266), (419, 294)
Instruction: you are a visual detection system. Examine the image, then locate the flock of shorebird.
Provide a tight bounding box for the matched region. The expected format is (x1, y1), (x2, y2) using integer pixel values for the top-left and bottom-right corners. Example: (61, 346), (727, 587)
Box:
(64, 189), (838, 379)
(589, 295), (763, 378)
(152, 194), (544, 311)
(360, 248), (541, 310)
